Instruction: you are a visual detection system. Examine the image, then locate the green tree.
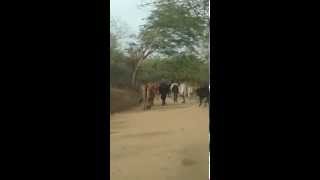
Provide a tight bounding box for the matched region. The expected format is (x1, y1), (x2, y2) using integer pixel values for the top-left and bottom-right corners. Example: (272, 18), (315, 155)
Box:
(118, 0), (209, 86)
(137, 54), (208, 84)
(140, 0), (209, 56)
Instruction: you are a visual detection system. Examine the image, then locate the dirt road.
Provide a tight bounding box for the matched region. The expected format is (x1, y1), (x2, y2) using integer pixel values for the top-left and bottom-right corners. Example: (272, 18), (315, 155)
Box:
(110, 98), (209, 180)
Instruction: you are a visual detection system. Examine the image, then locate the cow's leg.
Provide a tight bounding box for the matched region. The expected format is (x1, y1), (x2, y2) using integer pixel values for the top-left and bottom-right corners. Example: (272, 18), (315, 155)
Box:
(148, 99), (151, 107)
(199, 96), (203, 107)
(182, 94), (186, 103)
(161, 95), (165, 106)
(204, 98), (208, 107)
(144, 99), (147, 110)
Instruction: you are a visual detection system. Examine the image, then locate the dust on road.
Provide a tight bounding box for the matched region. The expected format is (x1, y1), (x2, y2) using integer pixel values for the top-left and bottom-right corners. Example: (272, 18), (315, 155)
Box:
(110, 98), (209, 180)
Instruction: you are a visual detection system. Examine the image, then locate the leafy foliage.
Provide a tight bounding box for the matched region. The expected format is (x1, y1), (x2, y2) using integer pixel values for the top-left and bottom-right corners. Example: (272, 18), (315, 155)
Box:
(139, 0), (209, 56)
(137, 55), (209, 83)
(110, 0), (209, 88)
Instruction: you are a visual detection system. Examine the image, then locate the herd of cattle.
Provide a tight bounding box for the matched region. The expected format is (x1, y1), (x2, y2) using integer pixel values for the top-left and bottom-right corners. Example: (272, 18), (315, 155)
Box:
(140, 80), (209, 110)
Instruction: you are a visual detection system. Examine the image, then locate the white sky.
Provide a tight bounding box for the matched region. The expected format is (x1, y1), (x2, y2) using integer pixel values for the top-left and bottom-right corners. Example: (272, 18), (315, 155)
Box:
(110, 0), (152, 35)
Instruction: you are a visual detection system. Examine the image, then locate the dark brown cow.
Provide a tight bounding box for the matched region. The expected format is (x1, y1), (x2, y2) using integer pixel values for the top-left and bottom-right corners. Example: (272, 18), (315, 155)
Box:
(159, 81), (170, 106)
(196, 84), (209, 107)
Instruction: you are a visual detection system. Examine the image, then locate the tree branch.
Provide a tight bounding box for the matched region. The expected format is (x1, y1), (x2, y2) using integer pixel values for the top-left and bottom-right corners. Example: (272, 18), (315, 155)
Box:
(143, 49), (154, 60)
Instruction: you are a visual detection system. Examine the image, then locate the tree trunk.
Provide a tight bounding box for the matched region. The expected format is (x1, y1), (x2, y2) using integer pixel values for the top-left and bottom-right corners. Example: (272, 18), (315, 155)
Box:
(131, 64), (139, 87)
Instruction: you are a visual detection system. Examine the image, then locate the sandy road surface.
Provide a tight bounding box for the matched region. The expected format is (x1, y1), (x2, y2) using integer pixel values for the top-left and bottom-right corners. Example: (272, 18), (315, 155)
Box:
(110, 98), (209, 180)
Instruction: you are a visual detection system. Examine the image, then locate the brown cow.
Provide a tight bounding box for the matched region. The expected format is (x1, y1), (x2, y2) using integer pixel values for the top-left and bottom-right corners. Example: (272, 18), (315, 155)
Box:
(141, 83), (148, 110)
(154, 82), (160, 101)
(147, 82), (157, 108)
(142, 82), (157, 110)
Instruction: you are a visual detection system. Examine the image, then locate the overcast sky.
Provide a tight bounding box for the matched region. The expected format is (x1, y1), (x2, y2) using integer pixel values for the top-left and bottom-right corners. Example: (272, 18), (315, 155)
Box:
(110, 0), (152, 34)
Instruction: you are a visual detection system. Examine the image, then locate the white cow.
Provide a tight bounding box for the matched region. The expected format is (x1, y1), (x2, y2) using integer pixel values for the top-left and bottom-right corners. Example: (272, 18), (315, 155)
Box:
(178, 82), (187, 103)
(187, 86), (194, 98)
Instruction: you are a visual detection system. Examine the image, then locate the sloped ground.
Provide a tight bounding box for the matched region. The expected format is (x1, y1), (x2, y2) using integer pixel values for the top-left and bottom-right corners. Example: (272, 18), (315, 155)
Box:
(110, 88), (141, 113)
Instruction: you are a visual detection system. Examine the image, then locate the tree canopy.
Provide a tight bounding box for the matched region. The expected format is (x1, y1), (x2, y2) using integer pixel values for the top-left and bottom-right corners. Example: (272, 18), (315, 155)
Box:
(139, 0), (209, 57)
(110, 0), (209, 88)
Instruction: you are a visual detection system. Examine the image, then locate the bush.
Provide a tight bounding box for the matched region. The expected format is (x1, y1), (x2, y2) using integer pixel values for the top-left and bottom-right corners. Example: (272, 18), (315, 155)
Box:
(110, 88), (141, 113)
(110, 61), (132, 88)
